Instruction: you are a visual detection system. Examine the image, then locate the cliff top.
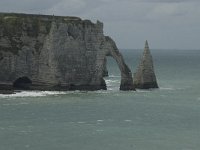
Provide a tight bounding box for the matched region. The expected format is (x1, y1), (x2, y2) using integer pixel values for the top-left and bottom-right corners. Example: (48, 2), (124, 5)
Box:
(0, 12), (103, 55)
(0, 12), (99, 26)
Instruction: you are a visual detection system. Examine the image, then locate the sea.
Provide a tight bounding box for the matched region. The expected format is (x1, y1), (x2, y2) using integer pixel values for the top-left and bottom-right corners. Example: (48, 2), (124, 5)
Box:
(0, 49), (200, 150)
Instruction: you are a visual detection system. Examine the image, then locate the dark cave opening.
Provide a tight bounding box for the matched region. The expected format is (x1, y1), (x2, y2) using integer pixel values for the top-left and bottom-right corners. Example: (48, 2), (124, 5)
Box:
(13, 76), (32, 90)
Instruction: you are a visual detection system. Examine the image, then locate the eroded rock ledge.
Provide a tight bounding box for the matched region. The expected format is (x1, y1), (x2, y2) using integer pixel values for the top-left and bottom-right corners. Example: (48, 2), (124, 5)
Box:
(0, 13), (135, 92)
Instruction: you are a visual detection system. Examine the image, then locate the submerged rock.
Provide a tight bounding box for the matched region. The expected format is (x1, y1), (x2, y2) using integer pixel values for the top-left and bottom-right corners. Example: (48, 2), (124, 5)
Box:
(0, 13), (135, 91)
(133, 40), (158, 89)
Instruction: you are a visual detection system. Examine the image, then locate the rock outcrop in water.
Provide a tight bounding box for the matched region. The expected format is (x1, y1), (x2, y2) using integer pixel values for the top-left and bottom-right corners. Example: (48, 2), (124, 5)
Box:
(133, 40), (158, 89)
(0, 13), (135, 92)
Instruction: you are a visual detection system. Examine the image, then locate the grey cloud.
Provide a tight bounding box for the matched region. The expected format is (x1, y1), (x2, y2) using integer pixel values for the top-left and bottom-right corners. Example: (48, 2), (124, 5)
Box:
(0, 0), (200, 49)
(132, 0), (199, 3)
(0, 0), (62, 13)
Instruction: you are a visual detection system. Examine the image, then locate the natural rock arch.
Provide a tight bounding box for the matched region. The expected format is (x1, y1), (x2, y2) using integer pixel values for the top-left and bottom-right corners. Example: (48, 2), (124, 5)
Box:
(13, 76), (32, 90)
(103, 37), (135, 90)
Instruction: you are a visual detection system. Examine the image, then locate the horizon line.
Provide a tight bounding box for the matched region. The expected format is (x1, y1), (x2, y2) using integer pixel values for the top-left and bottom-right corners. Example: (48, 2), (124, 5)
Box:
(119, 48), (200, 51)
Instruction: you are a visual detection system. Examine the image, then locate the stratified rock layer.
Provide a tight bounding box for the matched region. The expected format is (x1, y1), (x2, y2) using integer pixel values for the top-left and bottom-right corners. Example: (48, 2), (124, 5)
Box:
(133, 40), (158, 89)
(0, 13), (135, 91)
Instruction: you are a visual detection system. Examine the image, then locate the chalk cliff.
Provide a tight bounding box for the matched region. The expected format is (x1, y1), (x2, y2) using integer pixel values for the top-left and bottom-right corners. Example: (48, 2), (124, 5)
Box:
(133, 40), (158, 89)
(0, 13), (135, 92)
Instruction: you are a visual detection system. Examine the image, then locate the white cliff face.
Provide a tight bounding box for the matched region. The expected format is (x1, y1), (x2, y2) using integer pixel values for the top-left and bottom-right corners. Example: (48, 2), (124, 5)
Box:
(133, 40), (158, 89)
(0, 13), (135, 91)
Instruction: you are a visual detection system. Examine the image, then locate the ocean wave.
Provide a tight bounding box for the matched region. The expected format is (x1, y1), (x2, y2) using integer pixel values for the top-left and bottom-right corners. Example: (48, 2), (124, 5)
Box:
(77, 122), (86, 124)
(97, 120), (104, 122)
(159, 87), (175, 91)
(96, 129), (104, 132)
(105, 79), (120, 84)
(104, 78), (120, 92)
(108, 75), (120, 78)
(2, 102), (29, 106)
(136, 87), (176, 93)
(159, 86), (189, 91)
(124, 120), (132, 122)
(0, 91), (66, 98)
(136, 89), (151, 93)
(136, 87), (183, 93)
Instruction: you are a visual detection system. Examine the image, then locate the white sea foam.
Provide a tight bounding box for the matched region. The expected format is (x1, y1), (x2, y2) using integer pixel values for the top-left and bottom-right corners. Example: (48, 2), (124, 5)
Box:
(97, 120), (104, 122)
(77, 122), (85, 124)
(108, 75), (120, 78)
(136, 89), (151, 93)
(136, 87), (176, 92)
(0, 91), (66, 98)
(105, 79), (120, 84)
(159, 86), (189, 91)
(105, 78), (120, 91)
(92, 90), (109, 94)
(107, 87), (119, 91)
(124, 120), (132, 122)
(2, 102), (29, 106)
(96, 129), (104, 132)
(159, 87), (175, 91)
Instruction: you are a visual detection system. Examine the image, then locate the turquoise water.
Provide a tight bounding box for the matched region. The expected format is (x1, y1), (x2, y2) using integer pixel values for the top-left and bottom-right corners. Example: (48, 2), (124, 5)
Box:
(0, 50), (200, 150)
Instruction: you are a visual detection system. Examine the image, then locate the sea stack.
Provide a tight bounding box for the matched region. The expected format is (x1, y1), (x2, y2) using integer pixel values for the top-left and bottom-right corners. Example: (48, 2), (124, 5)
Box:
(133, 40), (158, 89)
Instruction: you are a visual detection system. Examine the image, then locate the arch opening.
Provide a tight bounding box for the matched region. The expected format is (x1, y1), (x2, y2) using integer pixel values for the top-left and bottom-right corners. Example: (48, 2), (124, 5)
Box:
(103, 56), (121, 91)
(13, 76), (32, 90)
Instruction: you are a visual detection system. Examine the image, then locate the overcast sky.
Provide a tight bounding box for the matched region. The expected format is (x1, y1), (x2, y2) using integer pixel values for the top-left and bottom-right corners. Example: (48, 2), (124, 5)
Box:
(1, 0), (200, 49)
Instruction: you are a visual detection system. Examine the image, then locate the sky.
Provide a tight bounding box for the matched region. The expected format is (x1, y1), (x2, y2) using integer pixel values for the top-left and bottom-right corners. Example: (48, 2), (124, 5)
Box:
(0, 0), (200, 49)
